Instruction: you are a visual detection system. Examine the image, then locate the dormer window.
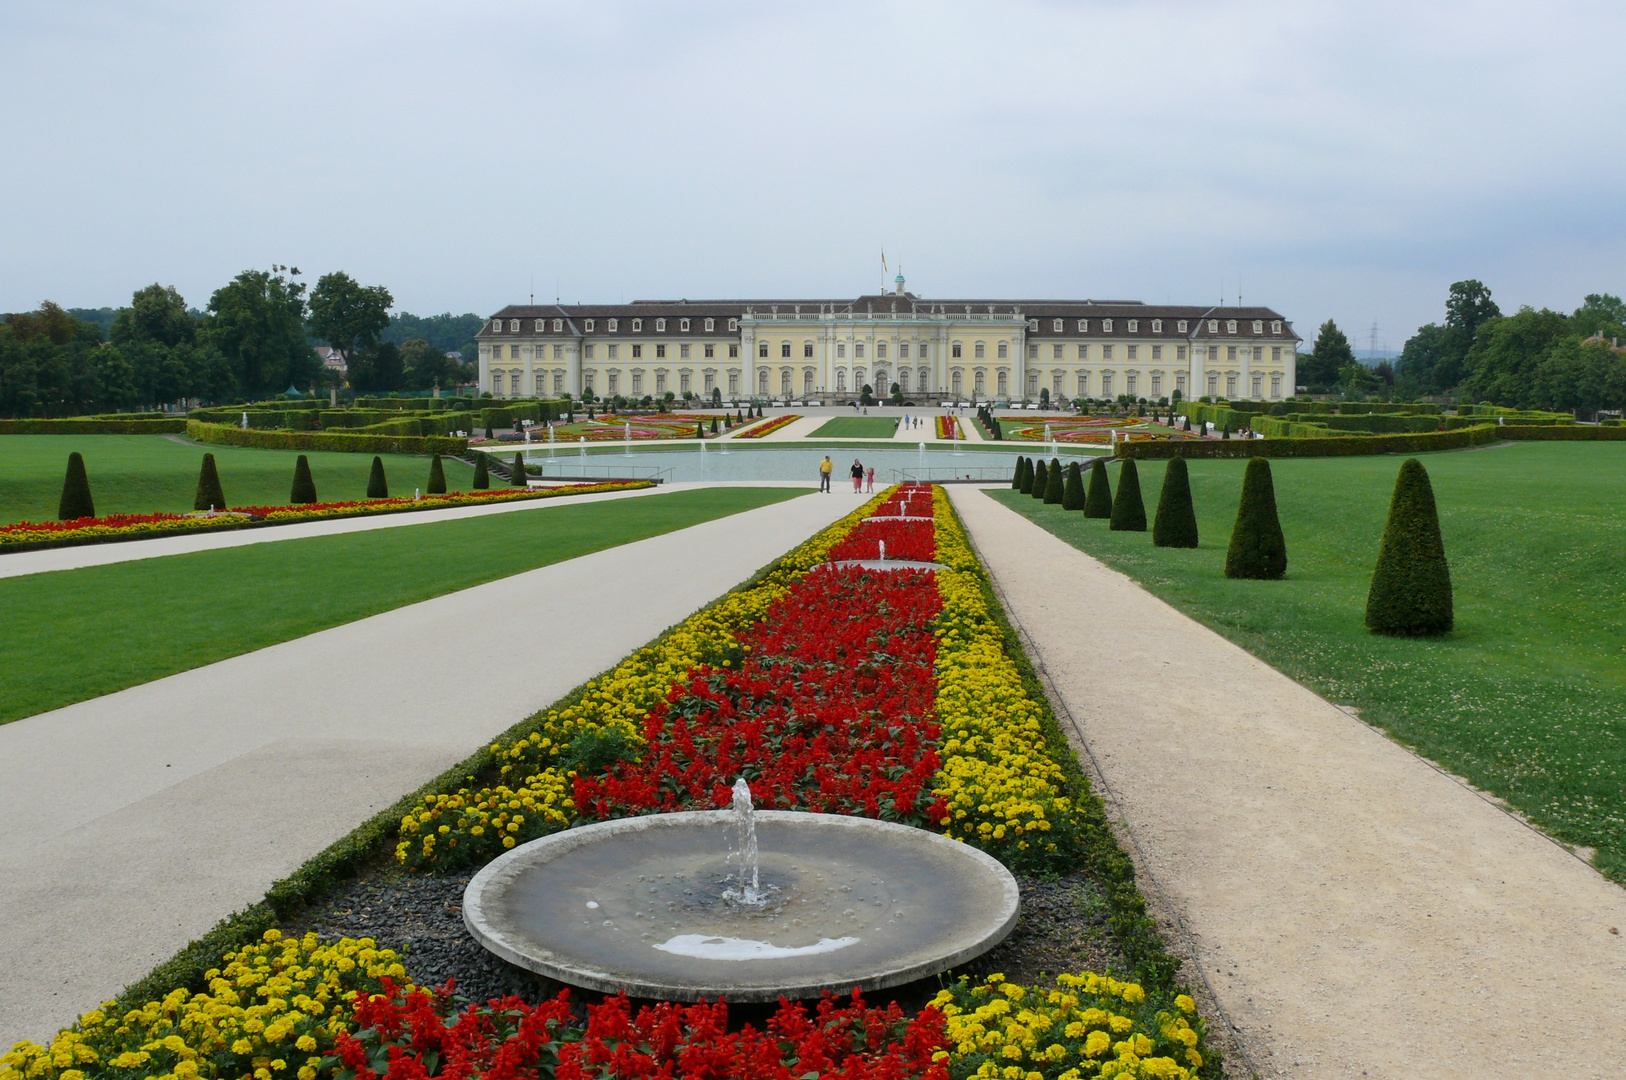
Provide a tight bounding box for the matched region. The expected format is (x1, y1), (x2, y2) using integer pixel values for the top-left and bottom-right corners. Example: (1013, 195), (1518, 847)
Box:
(607, 318), (618, 332)
(1177, 320), (1188, 333)
(1151, 319), (1163, 333)
(704, 318), (714, 332)
(1077, 319), (1088, 332)
(1028, 319), (1038, 331)
(553, 319), (563, 332)
(1271, 320), (1282, 334)
(728, 318), (738, 331)
(1252, 320), (1263, 334)
(680, 318), (690, 332)
(1127, 319), (1139, 333)
(1227, 320), (1238, 334)
(656, 318), (666, 332)
(1103, 318), (1113, 333)
(584, 319), (594, 332)
(1208, 319), (1219, 333)
(491, 319), (502, 333)
(534, 319), (544, 331)
(627, 318), (638, 332)
(509, 319), (519, 332)
(1052, 318), (1063, 332)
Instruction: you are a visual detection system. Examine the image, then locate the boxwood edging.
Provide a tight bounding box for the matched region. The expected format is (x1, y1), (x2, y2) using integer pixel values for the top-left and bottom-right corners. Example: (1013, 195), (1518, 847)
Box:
(1116, 424), (1502, 459)
(109, 530), (825, 1015)
(0, 418), (188, 434)
(187, 420), (468, 455)
(938, 493), (1185, 994)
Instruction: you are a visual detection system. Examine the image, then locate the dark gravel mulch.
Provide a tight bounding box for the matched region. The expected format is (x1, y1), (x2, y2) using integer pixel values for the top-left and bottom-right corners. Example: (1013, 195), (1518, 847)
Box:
(284, 860), (1130, 1012)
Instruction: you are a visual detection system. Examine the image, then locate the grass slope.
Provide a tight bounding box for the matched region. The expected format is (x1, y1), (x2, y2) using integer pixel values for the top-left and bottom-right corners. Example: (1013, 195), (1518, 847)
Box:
(808, 417), (900, 438)
(992, 442), (1626, 882)
(0, 435), (477, 524)
(0, 487), (801, 724)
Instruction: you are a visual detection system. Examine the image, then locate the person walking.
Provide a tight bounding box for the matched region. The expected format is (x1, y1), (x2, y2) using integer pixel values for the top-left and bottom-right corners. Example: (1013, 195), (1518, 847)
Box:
(850, 458), (864, 492)
(865, 465), (876, 493)
(819, 455), (833, 492)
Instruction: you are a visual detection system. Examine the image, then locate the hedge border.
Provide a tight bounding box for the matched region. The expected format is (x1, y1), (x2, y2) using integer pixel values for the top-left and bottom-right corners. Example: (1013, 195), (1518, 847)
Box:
(1116, 424), (1502, 459)
(0, 419), (187, 435)
(187, 420), (467, 455)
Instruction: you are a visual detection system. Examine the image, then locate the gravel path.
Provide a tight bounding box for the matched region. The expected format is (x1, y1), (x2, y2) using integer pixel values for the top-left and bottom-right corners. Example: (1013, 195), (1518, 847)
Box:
(949, 485), (1626, 1079)
(0, 491), (860, 1050)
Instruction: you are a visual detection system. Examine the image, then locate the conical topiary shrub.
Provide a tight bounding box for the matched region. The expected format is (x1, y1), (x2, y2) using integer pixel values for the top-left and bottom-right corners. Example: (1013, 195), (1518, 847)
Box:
(290, 455), (317, 504)
(711, 417), (719, 434)
(1225, 457), (1286, 579)
(1365, 458), (1453, 635)
(1029, 458), (1048, 499)
(1109, 458), (1146, 531)
(472, 453), (490, 489)
(1043, 457), (1064, 504)
(1011, 456), (1025, 490)
(696, 423), (705, 439)
(427, 453), (447, 495)
(510, 452), (527, 487)
(1152, 455), (1198, 548)
(58, 452), (94, 520)
(1062, 460), (1085, 510)
(1084, 458), (1113, 518)
(1017, 456), (1034, 493)
(194, 453), (225, 511)
(367, 456), (389, 499)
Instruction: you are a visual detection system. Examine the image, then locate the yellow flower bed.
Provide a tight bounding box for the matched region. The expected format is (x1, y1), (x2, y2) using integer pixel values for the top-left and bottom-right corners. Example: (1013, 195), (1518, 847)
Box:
(933, 973), (1203, 1080)
(930, 486), (1076, 869)
(396, 489), (892, 871)
(1, 931), (405, 1080)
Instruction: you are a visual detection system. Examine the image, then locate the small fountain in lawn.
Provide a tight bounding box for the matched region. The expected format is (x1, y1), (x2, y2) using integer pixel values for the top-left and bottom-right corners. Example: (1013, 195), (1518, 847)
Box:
(463, 778), (1017, 1001)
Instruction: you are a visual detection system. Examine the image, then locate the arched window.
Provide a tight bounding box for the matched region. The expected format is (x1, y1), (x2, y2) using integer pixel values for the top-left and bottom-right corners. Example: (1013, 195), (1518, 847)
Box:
(997, 371), (1009, 395)
(803, 370), (814, 393)
(899, 369), (910, 392)
(758, 369), (769, 394)
(781, 369), (792, 395)
(836, 369), (847, 391)
(974, 370), (986, 395)
(951, 370), (963, 394)
(918, 366), (928, 389)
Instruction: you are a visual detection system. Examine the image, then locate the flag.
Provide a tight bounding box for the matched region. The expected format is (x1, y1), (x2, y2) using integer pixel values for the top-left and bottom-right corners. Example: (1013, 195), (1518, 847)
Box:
(881, 249), (887, 275)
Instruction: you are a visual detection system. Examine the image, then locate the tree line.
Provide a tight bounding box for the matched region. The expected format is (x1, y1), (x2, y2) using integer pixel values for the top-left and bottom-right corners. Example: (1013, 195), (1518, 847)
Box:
(1296, 281), (1626, 412)
(0, 269), (483, 417)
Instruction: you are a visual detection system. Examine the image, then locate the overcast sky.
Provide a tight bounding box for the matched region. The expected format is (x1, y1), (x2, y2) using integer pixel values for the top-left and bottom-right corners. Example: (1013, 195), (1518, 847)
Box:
(3, 0), (1622, 351)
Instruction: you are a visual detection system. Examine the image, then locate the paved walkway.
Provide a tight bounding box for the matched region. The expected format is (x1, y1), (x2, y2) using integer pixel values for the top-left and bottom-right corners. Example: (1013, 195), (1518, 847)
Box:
(0, 482), (808, 581)
(948, 487), (1626, 1079)
(0, 490), (863, 1050)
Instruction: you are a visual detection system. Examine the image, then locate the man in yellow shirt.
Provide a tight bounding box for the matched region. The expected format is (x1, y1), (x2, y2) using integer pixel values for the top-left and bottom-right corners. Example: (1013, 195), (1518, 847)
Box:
(818, 455), (833, 493)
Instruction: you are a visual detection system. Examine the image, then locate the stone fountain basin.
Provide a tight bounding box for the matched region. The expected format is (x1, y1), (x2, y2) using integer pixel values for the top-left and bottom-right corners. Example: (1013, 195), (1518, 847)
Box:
(463, 810), (1019, 1002)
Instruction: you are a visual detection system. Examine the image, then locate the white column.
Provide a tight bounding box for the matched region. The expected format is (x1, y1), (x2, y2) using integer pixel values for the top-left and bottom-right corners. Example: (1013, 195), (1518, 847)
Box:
(741, 323), (756, 398)
(478, 343), (491, 393)
(523, 343), (535, 398)
(1240, 341), (1252, 400)
(566, 341), (582, 398)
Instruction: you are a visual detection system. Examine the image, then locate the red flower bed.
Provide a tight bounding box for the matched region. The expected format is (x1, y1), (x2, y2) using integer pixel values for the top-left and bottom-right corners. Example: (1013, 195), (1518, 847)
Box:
(827, 519), (935, 563)
(574, 565), (947, 825)
(934, 416), (958, 440)
(331, 980), (948, 1080)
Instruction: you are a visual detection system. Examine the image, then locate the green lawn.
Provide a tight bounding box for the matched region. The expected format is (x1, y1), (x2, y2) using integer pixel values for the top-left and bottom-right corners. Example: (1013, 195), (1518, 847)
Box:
(991, 442), (1626, 882)
(808, 417), (899, 438)
(0, 435), (478, 524)
(0, 487), (801, 724)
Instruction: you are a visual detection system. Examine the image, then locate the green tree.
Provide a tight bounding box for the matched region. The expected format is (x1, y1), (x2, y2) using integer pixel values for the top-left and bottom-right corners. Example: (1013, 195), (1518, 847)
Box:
(1460, 306), (1570, 407)
(1152, 456), (1198, 548)
(1225, 457), (1286, 579)
(1029, 458), (1048, 499)
(1337, 361), (1377, 400)
(471, 453), (490, 489)
(194, 453), (225, 511)
(1083, 458), (1112, 518)
(58, 451), (94, 520)
(1299, 320), (1356, 391)
(367, 456), (388, 498)
(308, 271), (392, 372)
(1434, 279), (1501, 390)
(1535, 336), (1626, 414)
(1043, 457), (1064, 504)
(348, 341), (405, 393)
(290, 455), (317, 504)
(1061, 460), (1085, 510)
(1396, 322), (1448, 394)
(1109, 458), (1146, 531)
(426, 453), (447, 494)
(510, 452), (528, 487)
(1365, 458), (1453, 635)
(1570, 293), (1626, 343)
(202, 268), (318, 397)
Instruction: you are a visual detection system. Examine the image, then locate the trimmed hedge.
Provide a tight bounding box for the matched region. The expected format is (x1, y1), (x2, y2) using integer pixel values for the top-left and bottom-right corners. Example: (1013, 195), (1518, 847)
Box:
(186, 420), (467, 455)
(1109, 459), (1146, 531)
(1366, 458), (1453, 635)
(1118, 424), (1502, 459)
(59, 452), (94, 520)
(1083, 458), (1112, 517)
(0, 418), (188, 434)
(1225, 457), (1286, 580)
(366, 456), (388, 498)
(291, 455), (317, 504)
(1500, 424), (1626, 440)
(426, 454), (446, 495)
(1042, 457), (1064, 504)
(1151, 456), (1198, 548)
(194, 453), (225, 511)
(1029, 458), (1049, 500)
(1061, 460), (1085, 511)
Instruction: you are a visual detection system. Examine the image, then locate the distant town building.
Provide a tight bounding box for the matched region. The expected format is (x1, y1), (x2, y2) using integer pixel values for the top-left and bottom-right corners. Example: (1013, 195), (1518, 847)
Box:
(315, 346), (347, 373)
(476, 276), (1298, 402)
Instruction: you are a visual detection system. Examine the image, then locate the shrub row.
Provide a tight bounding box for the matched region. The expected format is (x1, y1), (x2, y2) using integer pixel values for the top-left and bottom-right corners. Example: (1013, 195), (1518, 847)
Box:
(186, 420), (467, 455)
(351, 412), (476, 437)
(1118, 424), (1503, 459)
(1499, 424), (1626, 441)
(0, 418), (188, 434)
(1271, 400), (1443, 416)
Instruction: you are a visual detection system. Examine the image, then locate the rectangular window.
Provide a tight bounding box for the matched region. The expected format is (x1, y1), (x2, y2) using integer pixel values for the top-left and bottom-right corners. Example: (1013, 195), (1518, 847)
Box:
(1271, 373), (1282, 397)
(1127, 374), (1137, 396)
(1078, 343), (1088, 360)
(782, 341), (792, 358)
(728, 344), (739, 358)
(803, 341), (814, 358)
(607, 319), (618, 332)
(656, 371), (667, 393)
(584, 343), (595, 358)
(998, 341), (1009, 359)
(974, 342), (985, 359)
(1272, 346), (1281, 361)
(1176, 373), (1186, 394)
(705, 343), (715, 358)
(899, 342), (910, 359)
(680, 343), (691, 359)
(631, 372), (642, 394)
(632, 344), (642, 359)
(837, 342), (846, 358)
(1102, 344), (1113, 360)
(1127, 345), (1138, 360)
(656, 344), (667, 358)
(1228, 346), (1238, 361)
(508, 345), (519, 359)
(728, 371), (738, 393)
(758, 341), (768, 357)
(1226, 374), (1237, 397)
(1028, 344), (1038, 360)
(1151, 374), (1162, 396)
(1053, 344), (1063, 360)
(1151, 345), (1162, 360)
(607, 344), (618, 359)
(1102, 373), (1113, 397)
(553, 344), (563, 359)
(855, 342), (866, 359)
(554, 370), (564, 392)
(1253, 346), (1263, 362)
(1177, 345), (1187, 361)
(680, 372), (691, 393)
(877, 341), (887, 358)
(952, 342), (962, 358)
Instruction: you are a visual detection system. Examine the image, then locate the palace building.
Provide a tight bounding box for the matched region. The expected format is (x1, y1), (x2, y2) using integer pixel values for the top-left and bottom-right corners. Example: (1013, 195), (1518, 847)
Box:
(476, 276), (1299, 403)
